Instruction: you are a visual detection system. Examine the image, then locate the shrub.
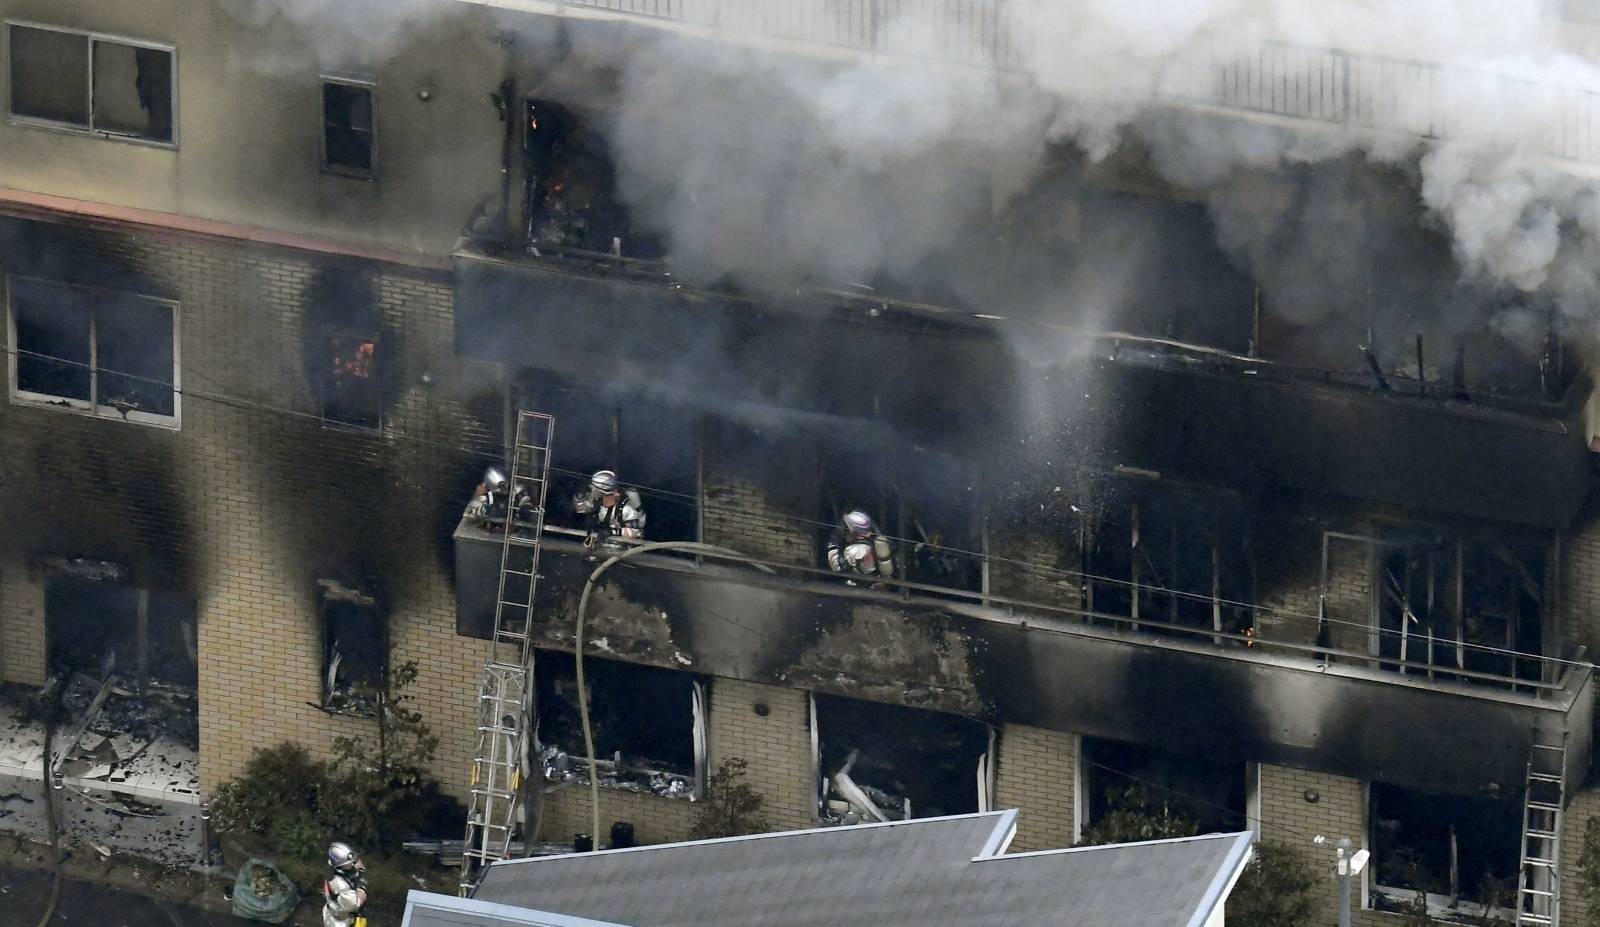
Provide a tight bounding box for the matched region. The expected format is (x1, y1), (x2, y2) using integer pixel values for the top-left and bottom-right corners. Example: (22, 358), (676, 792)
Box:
(691, 757), (771, 839)
(209, 743), (327, 837)
(1075, 785), (1202, 847)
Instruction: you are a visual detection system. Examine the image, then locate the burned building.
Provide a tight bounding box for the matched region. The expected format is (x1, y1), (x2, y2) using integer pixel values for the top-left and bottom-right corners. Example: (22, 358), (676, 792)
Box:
(2, 1), (1600, 925)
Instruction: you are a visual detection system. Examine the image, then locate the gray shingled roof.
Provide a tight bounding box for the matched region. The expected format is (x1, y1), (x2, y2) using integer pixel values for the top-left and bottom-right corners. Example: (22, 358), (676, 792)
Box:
(405, 810), (1255, 927)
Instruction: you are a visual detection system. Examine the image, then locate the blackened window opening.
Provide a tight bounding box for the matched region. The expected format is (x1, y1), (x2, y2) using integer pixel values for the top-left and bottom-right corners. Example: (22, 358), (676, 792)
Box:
(1079, 481), (1254, 637)
(8, 25), (173, 143)
(321, 588), (387, 716)
(522, 98), (660, 258)
(813, 693), (990, 822)
(45, 576), (197, 691)
(1326, 529), (1549, 682)
(518, 373), (700, 543)
(1370, 782), (1521, 912)
(535, 651), (703, 788)
(9, 277), (177, 420)
(1079, 737), (1247, 843)
(322, 80), (374, 177)
(320, 331), (381, 429)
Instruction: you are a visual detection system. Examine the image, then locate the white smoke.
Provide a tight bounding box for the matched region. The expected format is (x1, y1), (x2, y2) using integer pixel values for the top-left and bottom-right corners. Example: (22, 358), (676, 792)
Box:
(226, 0), (1600, 360)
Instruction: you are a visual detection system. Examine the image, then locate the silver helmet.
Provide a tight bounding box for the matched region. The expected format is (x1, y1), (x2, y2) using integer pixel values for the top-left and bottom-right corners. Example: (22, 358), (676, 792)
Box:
(484, 466), (508, 493)
(328, 841), (360, 872)
(591, 469), (619, 493)
(844, 510), (874, 537)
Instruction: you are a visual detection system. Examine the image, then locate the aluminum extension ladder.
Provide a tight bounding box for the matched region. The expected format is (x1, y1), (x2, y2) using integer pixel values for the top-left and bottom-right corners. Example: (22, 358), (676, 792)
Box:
(1516, 728), (1568, 926)
(459, 411), (555, 896)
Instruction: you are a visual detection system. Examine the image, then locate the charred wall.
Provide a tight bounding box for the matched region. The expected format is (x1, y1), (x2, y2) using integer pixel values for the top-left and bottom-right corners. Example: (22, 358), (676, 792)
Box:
(0, 213), (503, 796)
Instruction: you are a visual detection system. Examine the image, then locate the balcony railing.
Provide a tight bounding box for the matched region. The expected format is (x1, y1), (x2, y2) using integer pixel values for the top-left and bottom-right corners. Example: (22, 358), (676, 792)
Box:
(463, 0), (1600, 166)
(470, 514), (1588, 698)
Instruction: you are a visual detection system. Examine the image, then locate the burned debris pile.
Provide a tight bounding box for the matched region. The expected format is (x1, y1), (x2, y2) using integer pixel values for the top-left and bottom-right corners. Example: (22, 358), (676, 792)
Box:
(535, 651), (704, 800)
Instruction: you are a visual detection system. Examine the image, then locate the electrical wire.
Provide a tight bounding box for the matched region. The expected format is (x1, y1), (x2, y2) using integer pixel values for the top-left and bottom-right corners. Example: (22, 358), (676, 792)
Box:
(4, 344), (1587, 670)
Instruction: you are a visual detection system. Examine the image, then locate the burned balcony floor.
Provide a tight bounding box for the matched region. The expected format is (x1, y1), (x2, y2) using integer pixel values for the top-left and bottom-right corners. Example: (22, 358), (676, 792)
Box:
(456, 520), (1595, 800)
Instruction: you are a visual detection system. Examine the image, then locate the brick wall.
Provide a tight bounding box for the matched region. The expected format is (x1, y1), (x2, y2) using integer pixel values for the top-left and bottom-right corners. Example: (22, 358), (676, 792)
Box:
(0, 567), (45, 686)
(708, 678), (816, 830)
(993, 723), (1076, 851)
(539, 784), (699, 848)
(699, 420), (819, 569)
(701, 475), (818, 568)
(0, 215), (501, 800)
(1563, 492), (1600, 651)
(1257, 764), (1390, 927)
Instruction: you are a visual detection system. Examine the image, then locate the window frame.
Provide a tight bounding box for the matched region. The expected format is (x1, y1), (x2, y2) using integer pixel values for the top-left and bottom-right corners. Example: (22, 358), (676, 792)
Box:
(319, 74), (376, 180)
(5, 274), (182, 429)
(1368, 780), (1522, 920)
(318, 326), (383, 432)
(318, 581), (388, 717)
(4, 20), (178, 148)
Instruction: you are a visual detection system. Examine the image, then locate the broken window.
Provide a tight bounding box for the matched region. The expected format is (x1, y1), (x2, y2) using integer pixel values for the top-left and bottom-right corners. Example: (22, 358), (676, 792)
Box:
(1078, 479), (1255, 639)
(320, 331), (381, 429)
(518, 373), (701, 543)
(45, 575), (198, 692)
(535, 650), (706, 798)
(8, 23), (174, 143)
(812, 693), (993, 824)
(1320, 528), (1548, 684)
(522, 98), (659, 258)
(322, 79), (374, 178)
(37, 571), (199, 801)
(1370, 782), (1521, 916)
(1078, 736), (1247, 843)
(8, 276), (179, 425)
(320, 581), (386, 716)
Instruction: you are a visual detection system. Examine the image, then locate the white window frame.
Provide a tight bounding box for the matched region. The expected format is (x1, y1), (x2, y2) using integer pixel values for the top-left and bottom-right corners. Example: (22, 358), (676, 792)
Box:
(6, 275), (182, 429)
(5, 21), (178, 148)
(319, 74), (375, 180)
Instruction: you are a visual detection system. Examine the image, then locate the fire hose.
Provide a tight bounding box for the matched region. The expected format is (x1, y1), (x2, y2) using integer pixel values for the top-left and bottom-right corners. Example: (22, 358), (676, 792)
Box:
(573, 541), (769, 849)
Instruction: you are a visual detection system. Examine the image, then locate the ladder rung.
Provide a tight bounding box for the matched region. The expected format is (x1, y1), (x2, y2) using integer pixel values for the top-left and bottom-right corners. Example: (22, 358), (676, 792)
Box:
(1519, 916), (1553, 925)
(1529, 772), (1563, 783)
(1522, 888), (1556, 897)
(1529, 802), (1562, 812)
(1526, 857), (1557, 867)
(502, 568), (535, 577)
(1532, 743), (1566, 752)
(1527, 829), (1559, 839)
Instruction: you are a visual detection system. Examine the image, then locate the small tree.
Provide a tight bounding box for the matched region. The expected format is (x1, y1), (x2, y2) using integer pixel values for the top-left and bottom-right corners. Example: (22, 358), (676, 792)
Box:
(691, 757), (771, 840)
(1228, 841), (1318, 927)
(322, 661), (443, 847)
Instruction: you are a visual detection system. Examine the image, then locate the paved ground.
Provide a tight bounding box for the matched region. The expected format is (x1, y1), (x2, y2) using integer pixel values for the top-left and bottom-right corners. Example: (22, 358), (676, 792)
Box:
(0, 863), (233, 926)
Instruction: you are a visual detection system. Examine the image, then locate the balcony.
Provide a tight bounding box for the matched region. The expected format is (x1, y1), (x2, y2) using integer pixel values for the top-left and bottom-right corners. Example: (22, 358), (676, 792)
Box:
(457, 0), (1600, 170)
(454, 519), (1595, 801)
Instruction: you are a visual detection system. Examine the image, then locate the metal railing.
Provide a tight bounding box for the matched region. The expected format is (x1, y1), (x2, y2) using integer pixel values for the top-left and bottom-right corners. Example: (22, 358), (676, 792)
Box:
(466, 0), (1600, 166)
(489, 517), (1592, 698)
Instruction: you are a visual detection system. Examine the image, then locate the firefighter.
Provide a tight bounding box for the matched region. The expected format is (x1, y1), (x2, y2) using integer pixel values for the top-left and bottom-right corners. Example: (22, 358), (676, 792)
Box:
(323, 841), (368, 927)
(467, 465), (534, 526)
(826, 510), (896, 580)
(574, 469), (646, 549)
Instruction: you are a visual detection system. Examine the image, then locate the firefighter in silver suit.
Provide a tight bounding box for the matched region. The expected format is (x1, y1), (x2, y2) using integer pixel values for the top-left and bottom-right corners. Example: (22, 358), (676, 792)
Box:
(574, 469), (646, 549)
(323, 842), (368, 927)
(826, 510), (896, 579)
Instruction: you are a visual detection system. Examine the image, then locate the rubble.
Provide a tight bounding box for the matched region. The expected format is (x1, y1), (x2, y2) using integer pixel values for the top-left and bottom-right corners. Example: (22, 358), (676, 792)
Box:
(0, 680), (200, 801)
(540, 744), (695, 800)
